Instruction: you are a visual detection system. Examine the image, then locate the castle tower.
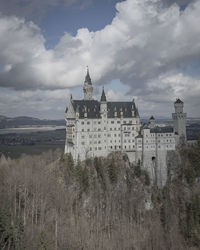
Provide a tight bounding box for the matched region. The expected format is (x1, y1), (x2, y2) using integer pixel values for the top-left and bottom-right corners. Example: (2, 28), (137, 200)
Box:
(100, 87), (107, 118)
(149, 116), (155, 128)
(172, 98), (187, 145)
(83, 67), (93, 100)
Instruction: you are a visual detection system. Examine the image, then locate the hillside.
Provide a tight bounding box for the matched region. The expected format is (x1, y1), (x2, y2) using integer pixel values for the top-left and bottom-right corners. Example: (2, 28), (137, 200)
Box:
(0, 115), (65, 128)
(0, 141), (200, 250)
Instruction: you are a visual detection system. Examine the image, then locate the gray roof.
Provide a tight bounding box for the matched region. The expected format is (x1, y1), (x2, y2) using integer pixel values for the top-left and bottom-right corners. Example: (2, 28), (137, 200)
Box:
(70, 99), (139, 119)
(72, 100), (100, 119)
(150, 126), (174, 133)
(107, 101), (139, 118)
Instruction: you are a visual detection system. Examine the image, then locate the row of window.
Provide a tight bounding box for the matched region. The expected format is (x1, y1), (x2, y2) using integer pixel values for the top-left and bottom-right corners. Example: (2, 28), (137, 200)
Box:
(88, 145), (135, 151)
(145, 144), (174, 149)
(81, 126), (136, 132)
(81, 120), (135, 125)
(145, 139), (174, 143)
(81, 139), (135, 145)
(147, 133), (173, 137)
(81, 132), (137, 139)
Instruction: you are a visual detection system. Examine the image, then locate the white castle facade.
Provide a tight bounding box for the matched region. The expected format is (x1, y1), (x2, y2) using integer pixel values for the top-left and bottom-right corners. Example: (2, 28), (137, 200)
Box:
(65, 69), (187, 186)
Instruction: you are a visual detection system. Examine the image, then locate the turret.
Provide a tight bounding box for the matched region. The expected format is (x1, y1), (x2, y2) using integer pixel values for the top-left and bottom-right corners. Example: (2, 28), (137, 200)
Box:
(83, 67), (93, 100)
(174, 98), (184, 113)
(149, 116), (155, 128)
(172, 98), (187, 146)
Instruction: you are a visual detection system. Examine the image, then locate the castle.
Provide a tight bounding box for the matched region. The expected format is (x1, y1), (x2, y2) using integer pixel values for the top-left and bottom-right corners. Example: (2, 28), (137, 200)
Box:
(65, 69), (187, 186)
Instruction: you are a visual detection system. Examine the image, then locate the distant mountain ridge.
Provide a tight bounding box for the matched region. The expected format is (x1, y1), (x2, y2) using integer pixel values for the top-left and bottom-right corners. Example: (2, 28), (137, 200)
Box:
(0, 115), (65, 129)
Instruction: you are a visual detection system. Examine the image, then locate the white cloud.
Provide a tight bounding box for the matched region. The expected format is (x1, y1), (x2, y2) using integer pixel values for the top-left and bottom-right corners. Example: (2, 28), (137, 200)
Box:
(0, 0), (200, 117)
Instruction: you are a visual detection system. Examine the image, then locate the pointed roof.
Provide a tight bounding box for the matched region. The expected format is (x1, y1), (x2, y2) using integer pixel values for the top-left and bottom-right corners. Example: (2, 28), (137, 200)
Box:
(150, 115), (155, 120)
(84, 66), (92, 85)
(100, 87), (107, 102)
(175, 98), (183, 104)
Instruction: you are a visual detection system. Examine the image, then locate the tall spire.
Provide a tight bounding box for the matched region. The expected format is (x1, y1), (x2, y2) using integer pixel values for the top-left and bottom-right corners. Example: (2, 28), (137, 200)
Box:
(83, 67), (93, 100)
(100, 87), (106, 102)
(84, 66), (92, 85)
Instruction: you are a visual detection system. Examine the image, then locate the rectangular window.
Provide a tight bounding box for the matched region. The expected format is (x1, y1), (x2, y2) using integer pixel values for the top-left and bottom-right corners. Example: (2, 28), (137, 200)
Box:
(81, 121), (84, 125)
(111, 121), (114, 124)
(87, 121), (90, 125)
(98, 121), (101, 124)
(117, 121), (120, 124)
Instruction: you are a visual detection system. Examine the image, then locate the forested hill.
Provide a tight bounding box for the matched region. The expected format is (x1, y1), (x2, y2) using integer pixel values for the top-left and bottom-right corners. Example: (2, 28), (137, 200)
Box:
(0, 115), (65, 128)
(0, 143), (200, 250)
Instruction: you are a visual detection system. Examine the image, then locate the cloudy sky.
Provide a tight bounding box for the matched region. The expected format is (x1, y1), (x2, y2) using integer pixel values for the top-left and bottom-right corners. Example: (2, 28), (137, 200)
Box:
(0, 0), (200, 119)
